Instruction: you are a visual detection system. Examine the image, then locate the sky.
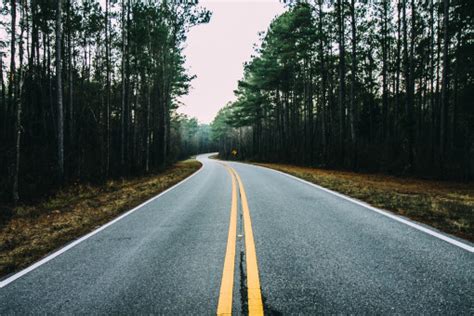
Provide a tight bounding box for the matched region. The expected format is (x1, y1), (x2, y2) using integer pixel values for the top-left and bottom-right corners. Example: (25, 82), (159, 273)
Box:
(177, 0), (286, 123)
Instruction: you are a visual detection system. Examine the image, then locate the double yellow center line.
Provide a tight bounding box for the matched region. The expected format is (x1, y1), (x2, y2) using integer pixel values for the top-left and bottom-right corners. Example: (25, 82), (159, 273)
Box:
(217, 164), (264, 316)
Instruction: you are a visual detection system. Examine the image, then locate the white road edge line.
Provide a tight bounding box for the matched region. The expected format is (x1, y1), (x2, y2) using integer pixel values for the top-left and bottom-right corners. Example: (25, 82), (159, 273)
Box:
(0, 163), (205, 289)
(239, 162), (474, 253)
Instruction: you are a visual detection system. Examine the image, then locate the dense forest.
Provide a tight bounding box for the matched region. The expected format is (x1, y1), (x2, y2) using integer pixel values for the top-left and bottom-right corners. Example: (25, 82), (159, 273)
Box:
(0, 0), (213, 203)
(1, 0), (472, 204)
(212, 0), (473, 180)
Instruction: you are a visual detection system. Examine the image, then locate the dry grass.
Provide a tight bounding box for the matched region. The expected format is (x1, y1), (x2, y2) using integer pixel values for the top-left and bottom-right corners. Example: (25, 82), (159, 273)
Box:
(0, 160), (201, 278)
(257, 163), (474, 242)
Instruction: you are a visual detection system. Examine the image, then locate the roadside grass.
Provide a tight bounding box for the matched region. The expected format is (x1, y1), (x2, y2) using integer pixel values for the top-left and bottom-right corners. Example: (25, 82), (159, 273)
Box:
(256, 163), (474, 242)
(0, 160), (202, 278)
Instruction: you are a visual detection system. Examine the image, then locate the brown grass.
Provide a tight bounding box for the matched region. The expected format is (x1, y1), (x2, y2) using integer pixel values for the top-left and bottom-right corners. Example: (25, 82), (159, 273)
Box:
(0, 160), (202, 278)
(256, 163), (474, 242)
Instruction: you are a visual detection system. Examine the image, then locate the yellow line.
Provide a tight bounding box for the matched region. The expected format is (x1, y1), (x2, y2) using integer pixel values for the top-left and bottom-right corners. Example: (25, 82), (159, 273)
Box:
(230, 167), (264, 316)
(217, 166), (238, 316)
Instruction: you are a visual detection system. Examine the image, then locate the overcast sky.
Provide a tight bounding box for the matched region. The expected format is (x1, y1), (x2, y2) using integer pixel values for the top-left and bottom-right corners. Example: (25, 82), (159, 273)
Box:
(177, 0), (286, 123)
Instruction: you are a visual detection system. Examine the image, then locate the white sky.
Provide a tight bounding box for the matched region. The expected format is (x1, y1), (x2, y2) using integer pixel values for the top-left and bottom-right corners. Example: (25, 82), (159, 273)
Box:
(177, 0), (286, 123)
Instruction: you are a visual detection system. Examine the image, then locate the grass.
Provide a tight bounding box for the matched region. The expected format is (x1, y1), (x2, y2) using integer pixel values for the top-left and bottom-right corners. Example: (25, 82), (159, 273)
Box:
(256, 163), (474, 242)
(0, 159), (202, 278)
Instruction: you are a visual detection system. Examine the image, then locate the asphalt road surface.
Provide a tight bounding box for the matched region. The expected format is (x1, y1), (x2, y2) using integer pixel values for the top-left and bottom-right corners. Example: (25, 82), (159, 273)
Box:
(0, 154), (472, 315)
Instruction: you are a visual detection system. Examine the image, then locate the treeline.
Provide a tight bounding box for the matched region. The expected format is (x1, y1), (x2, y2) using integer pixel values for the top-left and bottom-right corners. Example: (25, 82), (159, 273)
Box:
(212, 0), (474, 180)
(179, 117), (214, 158)
(0, 0), (211, 203)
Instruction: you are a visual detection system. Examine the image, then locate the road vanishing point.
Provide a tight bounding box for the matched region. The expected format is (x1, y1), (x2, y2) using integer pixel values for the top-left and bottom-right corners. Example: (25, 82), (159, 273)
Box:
(0, 154), (473, 314)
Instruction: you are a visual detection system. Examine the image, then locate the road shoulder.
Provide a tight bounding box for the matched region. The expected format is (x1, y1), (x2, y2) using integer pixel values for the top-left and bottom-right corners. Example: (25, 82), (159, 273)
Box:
(0, 160), (202, 279)
(251, 162), (473, 245)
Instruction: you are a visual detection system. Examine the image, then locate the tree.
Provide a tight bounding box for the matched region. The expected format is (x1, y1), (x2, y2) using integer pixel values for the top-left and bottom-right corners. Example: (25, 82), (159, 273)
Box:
(0, 1), (211, 203)
(212, 1), (473, 180)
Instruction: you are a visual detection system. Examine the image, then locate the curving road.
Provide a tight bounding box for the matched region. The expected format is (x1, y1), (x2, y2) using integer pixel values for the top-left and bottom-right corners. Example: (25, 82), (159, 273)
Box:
(0, 154), (472, 314)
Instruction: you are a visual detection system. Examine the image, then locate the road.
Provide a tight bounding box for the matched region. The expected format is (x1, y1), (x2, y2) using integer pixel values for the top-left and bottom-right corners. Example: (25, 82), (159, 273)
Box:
(0, 154), (472, 314)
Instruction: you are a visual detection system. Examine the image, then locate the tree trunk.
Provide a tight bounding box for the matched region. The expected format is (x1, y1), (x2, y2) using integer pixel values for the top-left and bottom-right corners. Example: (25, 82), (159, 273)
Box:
(1, 48), (6, 138)
(402, 0), (412, 169)
(145, 80), (151, 173)
(121, 0), (126, 169)
(430, 0), (436, 163)
(105, 0), (111, 177)
(125, 0), (131, 172)
(337, 0), (346, 164)
(56, 0), (64, 181)
(349, 0), (357, 169)
(318, 1), (327, 162)
(8, 0), (16, 130)
(29, 0), (37, 69)
(145, 25), (152, 173)
(440, 0), (449, 169)
(0, 54), (4, 102)
(395, 0), (401, 128)
(67, 0), (74, 167)
(11, 0), (19, 203)
(381, 1), (388, 141)
(407, 0), (416, 170)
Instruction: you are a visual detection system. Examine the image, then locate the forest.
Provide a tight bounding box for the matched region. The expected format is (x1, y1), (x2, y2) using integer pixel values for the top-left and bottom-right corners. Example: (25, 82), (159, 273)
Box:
(212, 0), (474, 181)
(1, 0), (473, 205)
(0, 0), (213, 203)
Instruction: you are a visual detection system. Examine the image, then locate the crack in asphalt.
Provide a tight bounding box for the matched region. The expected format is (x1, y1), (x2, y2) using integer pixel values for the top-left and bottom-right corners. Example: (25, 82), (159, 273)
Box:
(239, 250), (248, 315)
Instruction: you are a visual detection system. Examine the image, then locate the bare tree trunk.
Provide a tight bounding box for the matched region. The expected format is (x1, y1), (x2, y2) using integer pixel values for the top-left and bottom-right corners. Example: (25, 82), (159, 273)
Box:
(402, 0), (412, 169)
(160, 50), (168, 167)
(67, 0), (74, 166)
(1, 44), (7, 138)
(337, 0), (346, 164)
(121, 0), (126, 169)
(430, 0), (436, 163)
(12, 86), (22, 203)
(435, 5), (441, 146)
(29, 0), (37, 69)
(105, 0), (110, 176)
(395, 0), (402, 147)
(451, 39), (459, 151)
(24, 0), (29, 63)
(8, 0), (16, 128)
(56, 0), (64, 180)
(146, 80), (151, 173)
(0, 54), (4, 100)
(407, 0), (416, 170)
(381, 1), (388, 141)
(349, 0), (356, 158)
(125, 0), (131, 171)
(11, 0), (19, 203)
(307, 59), (314, 163)
(145, 24), (152, 173)
(440, 0), (449, 169)
(318, 1), (327, 161)
(19, 0), (25, 72)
